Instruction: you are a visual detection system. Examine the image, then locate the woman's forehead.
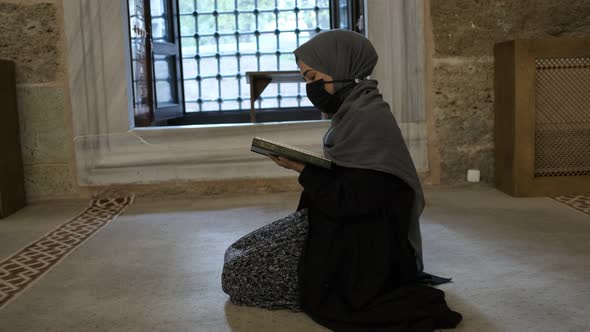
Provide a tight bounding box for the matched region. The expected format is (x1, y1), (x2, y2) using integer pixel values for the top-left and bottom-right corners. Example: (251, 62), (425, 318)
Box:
(297, 59), (308, 69)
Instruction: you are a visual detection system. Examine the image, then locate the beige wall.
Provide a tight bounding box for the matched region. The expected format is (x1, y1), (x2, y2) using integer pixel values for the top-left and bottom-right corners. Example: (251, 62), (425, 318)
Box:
(0, 0), (79, 200)
(429, 0), (590, 184)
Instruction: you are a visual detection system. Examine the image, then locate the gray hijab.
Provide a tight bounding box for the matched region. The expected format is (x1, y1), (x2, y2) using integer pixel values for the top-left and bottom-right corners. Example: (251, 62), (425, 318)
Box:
(294, 30), (425, 272)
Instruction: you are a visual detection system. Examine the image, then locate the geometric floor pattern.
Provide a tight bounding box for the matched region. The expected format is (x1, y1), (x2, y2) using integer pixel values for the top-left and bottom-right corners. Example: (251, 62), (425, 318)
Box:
(553, 195), (590, 217)
(0, 196), (134, 310)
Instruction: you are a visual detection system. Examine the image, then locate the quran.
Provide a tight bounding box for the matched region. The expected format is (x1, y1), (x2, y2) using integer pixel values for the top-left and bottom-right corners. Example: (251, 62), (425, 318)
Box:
(251, 137), (332, 169)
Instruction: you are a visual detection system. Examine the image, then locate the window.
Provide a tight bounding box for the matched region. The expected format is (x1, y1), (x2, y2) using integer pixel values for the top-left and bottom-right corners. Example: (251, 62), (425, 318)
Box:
(127, 0), (365, 127)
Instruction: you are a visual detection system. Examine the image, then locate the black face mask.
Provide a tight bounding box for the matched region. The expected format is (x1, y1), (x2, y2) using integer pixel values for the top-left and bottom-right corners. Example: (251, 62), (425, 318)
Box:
(306, 79), (357, 114)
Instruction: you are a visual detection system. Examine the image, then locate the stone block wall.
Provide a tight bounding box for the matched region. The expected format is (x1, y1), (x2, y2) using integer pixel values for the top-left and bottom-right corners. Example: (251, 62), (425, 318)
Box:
(0, 0), (77, 200)
(430, 0), (590, 183)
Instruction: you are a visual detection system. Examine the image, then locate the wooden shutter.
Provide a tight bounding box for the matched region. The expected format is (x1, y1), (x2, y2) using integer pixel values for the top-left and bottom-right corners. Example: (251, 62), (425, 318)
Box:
(129, 0), (154, 127)
(145, 0), (185, 123)
(330, 0), (366, 34)
(128, 0), (185, 127)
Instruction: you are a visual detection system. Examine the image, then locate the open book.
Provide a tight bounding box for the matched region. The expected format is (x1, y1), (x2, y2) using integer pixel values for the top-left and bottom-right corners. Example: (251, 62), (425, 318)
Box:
(251, 137), (332, 169)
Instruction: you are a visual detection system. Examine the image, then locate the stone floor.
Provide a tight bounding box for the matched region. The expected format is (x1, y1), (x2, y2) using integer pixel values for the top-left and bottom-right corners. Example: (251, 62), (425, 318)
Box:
(0, 185), (589, 331)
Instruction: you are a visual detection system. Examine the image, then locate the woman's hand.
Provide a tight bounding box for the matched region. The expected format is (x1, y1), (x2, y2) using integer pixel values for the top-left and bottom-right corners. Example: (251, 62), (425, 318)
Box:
(269, 155), (306, 173)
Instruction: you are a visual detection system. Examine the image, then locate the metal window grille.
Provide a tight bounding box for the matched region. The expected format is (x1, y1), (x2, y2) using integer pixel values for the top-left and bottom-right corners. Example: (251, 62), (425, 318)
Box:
(534, 57), (590, 177)
(178, 0), (330, 112)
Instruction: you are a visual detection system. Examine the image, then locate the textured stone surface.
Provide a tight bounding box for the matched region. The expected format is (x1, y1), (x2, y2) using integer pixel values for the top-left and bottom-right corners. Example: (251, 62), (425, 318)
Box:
(17, 86), (72, 165)
(433, 58), (495, 183)
(14, 86), (75, 200)
(0, 2), (62, 83)
(431, 0), (590, 56)
(23, 163), (76, 199)
(430, 0), (590, 184)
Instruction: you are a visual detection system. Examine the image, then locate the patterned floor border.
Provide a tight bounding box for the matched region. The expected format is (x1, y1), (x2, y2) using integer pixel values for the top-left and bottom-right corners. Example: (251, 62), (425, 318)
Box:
(0, 196), (134, 310)
(552, 195), (590, 216)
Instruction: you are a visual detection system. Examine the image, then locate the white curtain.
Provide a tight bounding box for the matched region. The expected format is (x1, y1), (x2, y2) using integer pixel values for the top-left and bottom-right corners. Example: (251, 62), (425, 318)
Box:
(367, 0), (429, 172)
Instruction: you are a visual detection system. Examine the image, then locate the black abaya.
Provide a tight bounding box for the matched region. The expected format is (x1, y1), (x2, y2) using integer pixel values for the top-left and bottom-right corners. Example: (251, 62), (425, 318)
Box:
(296, 164), (462, 331)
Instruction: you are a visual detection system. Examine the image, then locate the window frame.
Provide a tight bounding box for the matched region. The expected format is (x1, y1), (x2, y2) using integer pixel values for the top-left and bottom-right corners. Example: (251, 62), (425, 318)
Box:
(130, 0), (366, 127)
(62, 0), (427, 187)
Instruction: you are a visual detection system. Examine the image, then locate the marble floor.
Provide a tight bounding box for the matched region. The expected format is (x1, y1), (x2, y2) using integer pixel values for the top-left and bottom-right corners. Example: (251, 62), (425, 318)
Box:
(0, 185), (589, 331)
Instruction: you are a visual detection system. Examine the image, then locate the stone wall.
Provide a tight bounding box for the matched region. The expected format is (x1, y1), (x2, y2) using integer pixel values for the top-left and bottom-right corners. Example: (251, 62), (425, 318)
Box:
(4, 0), (590, 200)
(0, 0), (78, 200)
(430, 0), (590, 183)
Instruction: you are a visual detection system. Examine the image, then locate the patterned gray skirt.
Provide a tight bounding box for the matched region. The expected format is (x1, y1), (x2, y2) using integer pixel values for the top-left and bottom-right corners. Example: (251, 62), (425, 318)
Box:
(221, 209), (308, 311)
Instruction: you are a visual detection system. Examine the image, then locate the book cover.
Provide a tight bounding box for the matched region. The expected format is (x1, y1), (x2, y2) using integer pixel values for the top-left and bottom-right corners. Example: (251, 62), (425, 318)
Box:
(251, 137), (332, 169)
